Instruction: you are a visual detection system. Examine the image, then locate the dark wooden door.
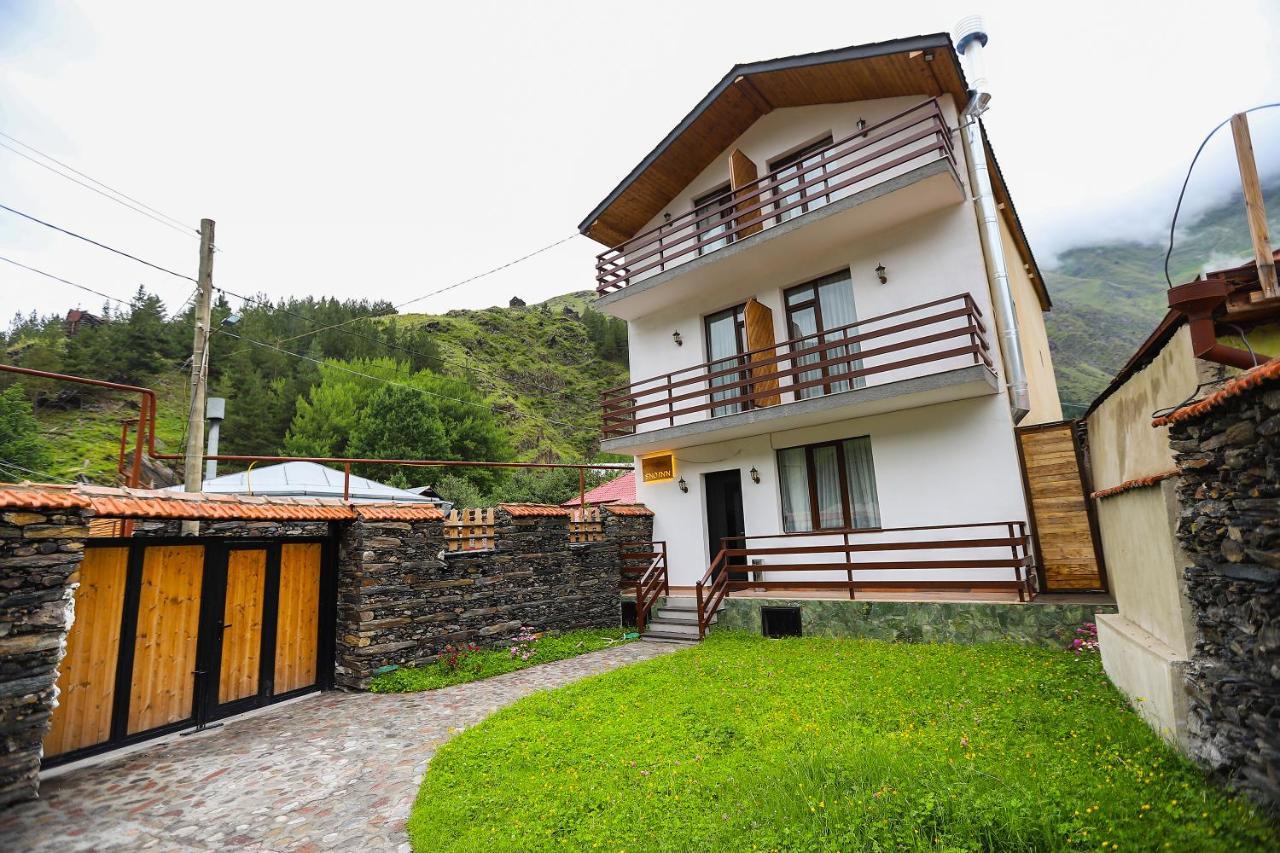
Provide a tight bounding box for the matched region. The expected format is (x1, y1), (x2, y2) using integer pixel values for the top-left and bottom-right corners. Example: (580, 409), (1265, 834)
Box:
(705, 470), (747, 581)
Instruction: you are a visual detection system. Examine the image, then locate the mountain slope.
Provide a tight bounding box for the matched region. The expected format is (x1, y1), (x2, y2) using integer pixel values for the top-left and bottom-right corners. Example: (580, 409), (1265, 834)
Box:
(1045, 178), (1280, 415)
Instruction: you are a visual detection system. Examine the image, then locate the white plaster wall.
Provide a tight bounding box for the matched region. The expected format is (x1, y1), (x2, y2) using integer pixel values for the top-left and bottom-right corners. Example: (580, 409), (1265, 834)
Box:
(636, 394), (1028, 587)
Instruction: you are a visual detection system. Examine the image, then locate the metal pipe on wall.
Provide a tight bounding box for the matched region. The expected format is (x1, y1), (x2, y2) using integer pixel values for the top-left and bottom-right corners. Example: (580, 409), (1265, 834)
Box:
(954, 16), (1031, 423)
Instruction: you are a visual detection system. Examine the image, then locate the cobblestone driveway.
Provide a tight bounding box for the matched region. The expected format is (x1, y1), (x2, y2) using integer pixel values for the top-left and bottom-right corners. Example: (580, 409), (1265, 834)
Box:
(2, 640), (677, 852)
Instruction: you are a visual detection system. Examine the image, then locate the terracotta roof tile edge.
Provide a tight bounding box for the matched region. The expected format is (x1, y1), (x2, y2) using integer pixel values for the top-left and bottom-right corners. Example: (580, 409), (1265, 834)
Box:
(1152, 357), (1280, 427)
(499, 503), (572, 517)
(602, 503), (654, 516)
(1091, 469), (1178, 500)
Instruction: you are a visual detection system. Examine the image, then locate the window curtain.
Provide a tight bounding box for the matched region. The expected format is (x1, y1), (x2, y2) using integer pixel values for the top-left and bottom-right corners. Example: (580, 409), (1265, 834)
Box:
(812, 445), (844, 528)
(841, 437), (881, 528)
(707, 310), (743, 417)
(817, 276), (863, 393)
(778, 448), (811, 532)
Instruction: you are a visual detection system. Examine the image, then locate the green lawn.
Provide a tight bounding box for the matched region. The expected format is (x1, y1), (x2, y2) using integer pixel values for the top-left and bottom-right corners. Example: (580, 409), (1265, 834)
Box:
(369, 628), (635, 693)
(408, 632), (1277, 851)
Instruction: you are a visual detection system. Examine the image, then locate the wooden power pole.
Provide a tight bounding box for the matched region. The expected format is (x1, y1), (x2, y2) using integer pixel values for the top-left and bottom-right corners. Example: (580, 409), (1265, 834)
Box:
(1230, 112), (1279, 300)
(182, 218), (216, 534)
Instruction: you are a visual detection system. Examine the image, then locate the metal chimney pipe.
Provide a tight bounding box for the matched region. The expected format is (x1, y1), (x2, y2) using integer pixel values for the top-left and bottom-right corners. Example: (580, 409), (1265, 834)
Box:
(205, 397), (226, 480)
(954, 15), (1031, 423)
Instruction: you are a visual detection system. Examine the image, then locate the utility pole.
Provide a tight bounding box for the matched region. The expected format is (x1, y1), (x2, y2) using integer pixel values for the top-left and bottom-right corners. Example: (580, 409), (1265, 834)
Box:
(182, 218), (216, 535)
(1230, 112), (1279, 300)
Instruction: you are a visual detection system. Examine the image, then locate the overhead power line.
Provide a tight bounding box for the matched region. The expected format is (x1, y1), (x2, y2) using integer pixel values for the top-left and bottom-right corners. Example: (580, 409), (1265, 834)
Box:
(274, 232), (580, 344)
(0, 202), (198, 283)
(0, 136), (199, 239)
(0, 254), (135, 309)
(219, 329), (578, 429)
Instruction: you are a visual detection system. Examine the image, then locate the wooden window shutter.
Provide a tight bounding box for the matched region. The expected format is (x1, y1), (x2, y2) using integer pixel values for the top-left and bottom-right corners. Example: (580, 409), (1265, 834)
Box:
(729, 149), (763, 239)
(744, 298), (780, 407)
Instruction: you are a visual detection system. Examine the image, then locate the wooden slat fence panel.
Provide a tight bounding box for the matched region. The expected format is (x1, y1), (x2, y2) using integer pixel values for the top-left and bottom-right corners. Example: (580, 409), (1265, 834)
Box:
(444, 508), (496, 551)
(568, 506), (604, 543)
(1016, 422), (1106, 591)
(219, 549), (266, 704)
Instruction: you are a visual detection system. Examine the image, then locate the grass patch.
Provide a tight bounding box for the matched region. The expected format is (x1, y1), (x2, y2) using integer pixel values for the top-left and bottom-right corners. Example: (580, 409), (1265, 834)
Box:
(409, 632), (1278, 851)
(369, 628), (635, 693)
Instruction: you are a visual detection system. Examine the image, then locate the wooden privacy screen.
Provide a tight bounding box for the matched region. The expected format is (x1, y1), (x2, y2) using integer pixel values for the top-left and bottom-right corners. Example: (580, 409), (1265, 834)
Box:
(1016, 422), (1106, 591)
(444, 508), (496, 551)
(44, 547), (128, 757)
(744, 298), (781, 406)
(128, 545), (205, 735)
(219, 549), (267, 704)
(729, 149), (763, 238)
(569, 506), (604, 543)
(274, 542), (321, 694)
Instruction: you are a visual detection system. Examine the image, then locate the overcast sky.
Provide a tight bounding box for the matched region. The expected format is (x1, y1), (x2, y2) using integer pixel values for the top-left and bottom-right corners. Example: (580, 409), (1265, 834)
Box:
(1, 0), (1277, 325)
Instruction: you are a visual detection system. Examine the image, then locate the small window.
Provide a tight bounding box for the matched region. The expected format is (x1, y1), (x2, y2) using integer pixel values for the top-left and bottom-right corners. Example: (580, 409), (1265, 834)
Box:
(692, 185), (734, 256)
(761, 606), (802, 638)
(777, 436), (880, 533)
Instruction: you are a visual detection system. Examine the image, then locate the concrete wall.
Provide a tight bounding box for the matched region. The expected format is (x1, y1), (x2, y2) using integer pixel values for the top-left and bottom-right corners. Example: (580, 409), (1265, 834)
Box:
(0, 507), (89, 809)
(637, 394), (1029, 586)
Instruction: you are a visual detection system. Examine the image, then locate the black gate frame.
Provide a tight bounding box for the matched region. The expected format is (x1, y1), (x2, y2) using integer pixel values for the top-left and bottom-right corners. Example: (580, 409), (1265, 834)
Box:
(43, 532), (338, 768)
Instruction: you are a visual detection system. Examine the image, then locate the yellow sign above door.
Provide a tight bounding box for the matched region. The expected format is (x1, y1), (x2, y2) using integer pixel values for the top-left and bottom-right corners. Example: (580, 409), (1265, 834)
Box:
(640, 452), (676, 484)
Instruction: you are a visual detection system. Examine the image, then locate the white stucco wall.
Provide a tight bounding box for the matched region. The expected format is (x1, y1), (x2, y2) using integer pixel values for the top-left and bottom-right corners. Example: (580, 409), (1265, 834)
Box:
(636, 394), (1028, 587)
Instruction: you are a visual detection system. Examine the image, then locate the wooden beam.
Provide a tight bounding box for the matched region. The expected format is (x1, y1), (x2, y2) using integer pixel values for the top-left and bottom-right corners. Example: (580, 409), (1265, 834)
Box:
(733, 75), (772, 114)
(1230, 112), (1279, 299)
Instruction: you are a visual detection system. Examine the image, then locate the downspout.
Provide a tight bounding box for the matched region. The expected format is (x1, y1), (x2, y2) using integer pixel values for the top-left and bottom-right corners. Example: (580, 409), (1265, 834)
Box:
(955, 17), (1031, 423)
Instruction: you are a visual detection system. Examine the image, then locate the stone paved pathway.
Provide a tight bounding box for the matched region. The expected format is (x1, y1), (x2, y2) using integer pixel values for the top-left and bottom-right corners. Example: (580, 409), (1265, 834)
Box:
(1, 640), (679, 852)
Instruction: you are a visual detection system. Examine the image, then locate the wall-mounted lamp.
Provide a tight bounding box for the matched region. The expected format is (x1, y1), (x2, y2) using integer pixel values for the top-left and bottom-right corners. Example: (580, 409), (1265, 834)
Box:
(875, 263), (888, 285)
(677, 476), (688, 493)
(663, 212), (672, 224)
(923, 50), (934, 62)
(856, 117), (867, 138)
(672, 331), (683, 346)
(749, 466), (760, 484)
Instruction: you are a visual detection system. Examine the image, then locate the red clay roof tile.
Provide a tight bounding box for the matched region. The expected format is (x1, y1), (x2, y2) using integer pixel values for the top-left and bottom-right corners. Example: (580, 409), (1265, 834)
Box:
(1152, 357), (1280, 427)
(499, 503), (571, 517)
(602, 503), (653, 516)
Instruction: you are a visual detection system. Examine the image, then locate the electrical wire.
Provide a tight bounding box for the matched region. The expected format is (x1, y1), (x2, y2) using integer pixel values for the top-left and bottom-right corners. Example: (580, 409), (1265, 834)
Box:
(273, 232), (580, 343)
(218, 329), (578, 429)
(0, 458), (76, 484)
(0, 254), (135, 309)
(0, 202), (197, 282)
(0, 138), (199, 239)
(1164, 102), (1280, 288)
(214, 285), (579, 399)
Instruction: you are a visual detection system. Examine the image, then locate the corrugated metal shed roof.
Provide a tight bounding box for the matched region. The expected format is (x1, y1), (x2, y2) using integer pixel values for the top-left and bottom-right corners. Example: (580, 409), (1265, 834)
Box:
(171, 461), (437, 504)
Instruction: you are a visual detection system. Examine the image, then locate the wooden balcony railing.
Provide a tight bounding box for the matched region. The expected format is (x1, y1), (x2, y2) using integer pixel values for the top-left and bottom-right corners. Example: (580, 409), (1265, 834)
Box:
(620, 540), (668, 631)
(601, 293), (990, 439)
(695, 521), (1034, 638)
(595, 98), (955, 294)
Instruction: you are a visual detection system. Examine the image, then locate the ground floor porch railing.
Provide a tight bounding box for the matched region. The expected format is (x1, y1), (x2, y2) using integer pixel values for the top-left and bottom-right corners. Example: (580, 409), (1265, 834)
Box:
(620, 540), (668, 631)
(695, 522), (1034, 638)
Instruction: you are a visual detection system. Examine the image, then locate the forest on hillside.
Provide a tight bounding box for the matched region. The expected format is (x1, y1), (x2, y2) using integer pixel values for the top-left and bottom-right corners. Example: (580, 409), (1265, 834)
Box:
(0, 289), (629, 503)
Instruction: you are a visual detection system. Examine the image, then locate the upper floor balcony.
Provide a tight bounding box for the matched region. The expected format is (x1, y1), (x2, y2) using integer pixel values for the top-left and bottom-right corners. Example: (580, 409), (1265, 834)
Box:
(594, 99), (963, 320)
(599, 292), (997, 455)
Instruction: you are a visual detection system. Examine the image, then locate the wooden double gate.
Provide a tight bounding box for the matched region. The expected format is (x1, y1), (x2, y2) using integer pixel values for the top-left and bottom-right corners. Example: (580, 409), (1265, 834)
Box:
(43, 536), (336, 765)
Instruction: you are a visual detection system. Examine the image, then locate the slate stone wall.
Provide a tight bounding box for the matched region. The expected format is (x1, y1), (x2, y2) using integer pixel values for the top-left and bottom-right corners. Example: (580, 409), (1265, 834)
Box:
(1169, 382), (1280, 810)
(132, 518), (331, 537)
(0, 507), (89, 809)
(335, 507), (630, 689)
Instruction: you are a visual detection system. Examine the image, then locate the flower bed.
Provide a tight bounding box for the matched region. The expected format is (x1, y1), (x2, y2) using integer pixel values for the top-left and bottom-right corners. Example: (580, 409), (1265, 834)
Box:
(408, 632), (1278, 850)
(368, 628), (635, 693)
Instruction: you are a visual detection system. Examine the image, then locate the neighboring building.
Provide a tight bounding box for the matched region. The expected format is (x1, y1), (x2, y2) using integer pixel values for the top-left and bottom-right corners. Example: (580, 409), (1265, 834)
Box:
(561, 471), (636, 507)
(580, 30), (1070, 599)
(64, 309), (101, 336)
(1084, 252), (1280, 746)
(170, 460), (440, 505)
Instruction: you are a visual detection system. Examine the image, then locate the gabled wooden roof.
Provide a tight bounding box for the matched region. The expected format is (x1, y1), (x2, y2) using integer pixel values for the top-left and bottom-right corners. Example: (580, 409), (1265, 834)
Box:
(579, 33), (1050, 309)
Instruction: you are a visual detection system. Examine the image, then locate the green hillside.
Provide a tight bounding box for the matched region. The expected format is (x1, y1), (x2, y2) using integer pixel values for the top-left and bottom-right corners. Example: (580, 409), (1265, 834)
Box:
(1045, 178), (1280, 415)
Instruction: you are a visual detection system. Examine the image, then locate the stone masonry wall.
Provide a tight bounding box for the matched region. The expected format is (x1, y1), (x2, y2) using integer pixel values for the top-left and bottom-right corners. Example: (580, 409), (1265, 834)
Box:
(132, 518), (331, 538)
(0, 507), (89, 809)
(335, 506), (630, 689)
(1169, 381), (1280, 810)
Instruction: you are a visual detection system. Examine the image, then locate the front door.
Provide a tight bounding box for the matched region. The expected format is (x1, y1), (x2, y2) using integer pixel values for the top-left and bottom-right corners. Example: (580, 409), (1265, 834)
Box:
(705, 469), (747, 581)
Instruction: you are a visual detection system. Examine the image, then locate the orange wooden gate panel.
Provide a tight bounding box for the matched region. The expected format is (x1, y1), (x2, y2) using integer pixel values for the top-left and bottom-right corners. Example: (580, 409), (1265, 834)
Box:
(44, 547), (128, 757)
(128, 545), (205, 734)
(1016, 422), (1106, 591)
(274, 542), (321, 694)
(218, 549), (267, 704)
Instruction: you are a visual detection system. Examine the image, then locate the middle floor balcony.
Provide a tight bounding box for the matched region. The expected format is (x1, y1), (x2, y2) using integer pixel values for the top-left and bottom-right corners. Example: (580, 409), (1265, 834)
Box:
(599, 293), (997, 455)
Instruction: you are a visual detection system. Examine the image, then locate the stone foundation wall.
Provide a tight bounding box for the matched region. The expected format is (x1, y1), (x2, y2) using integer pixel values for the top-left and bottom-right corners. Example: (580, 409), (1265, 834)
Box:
(335, 506), (629, 689)
(1169, 381), (1280, 809)
(0, 508), (89, 808)
(132, 519), (331, 537)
